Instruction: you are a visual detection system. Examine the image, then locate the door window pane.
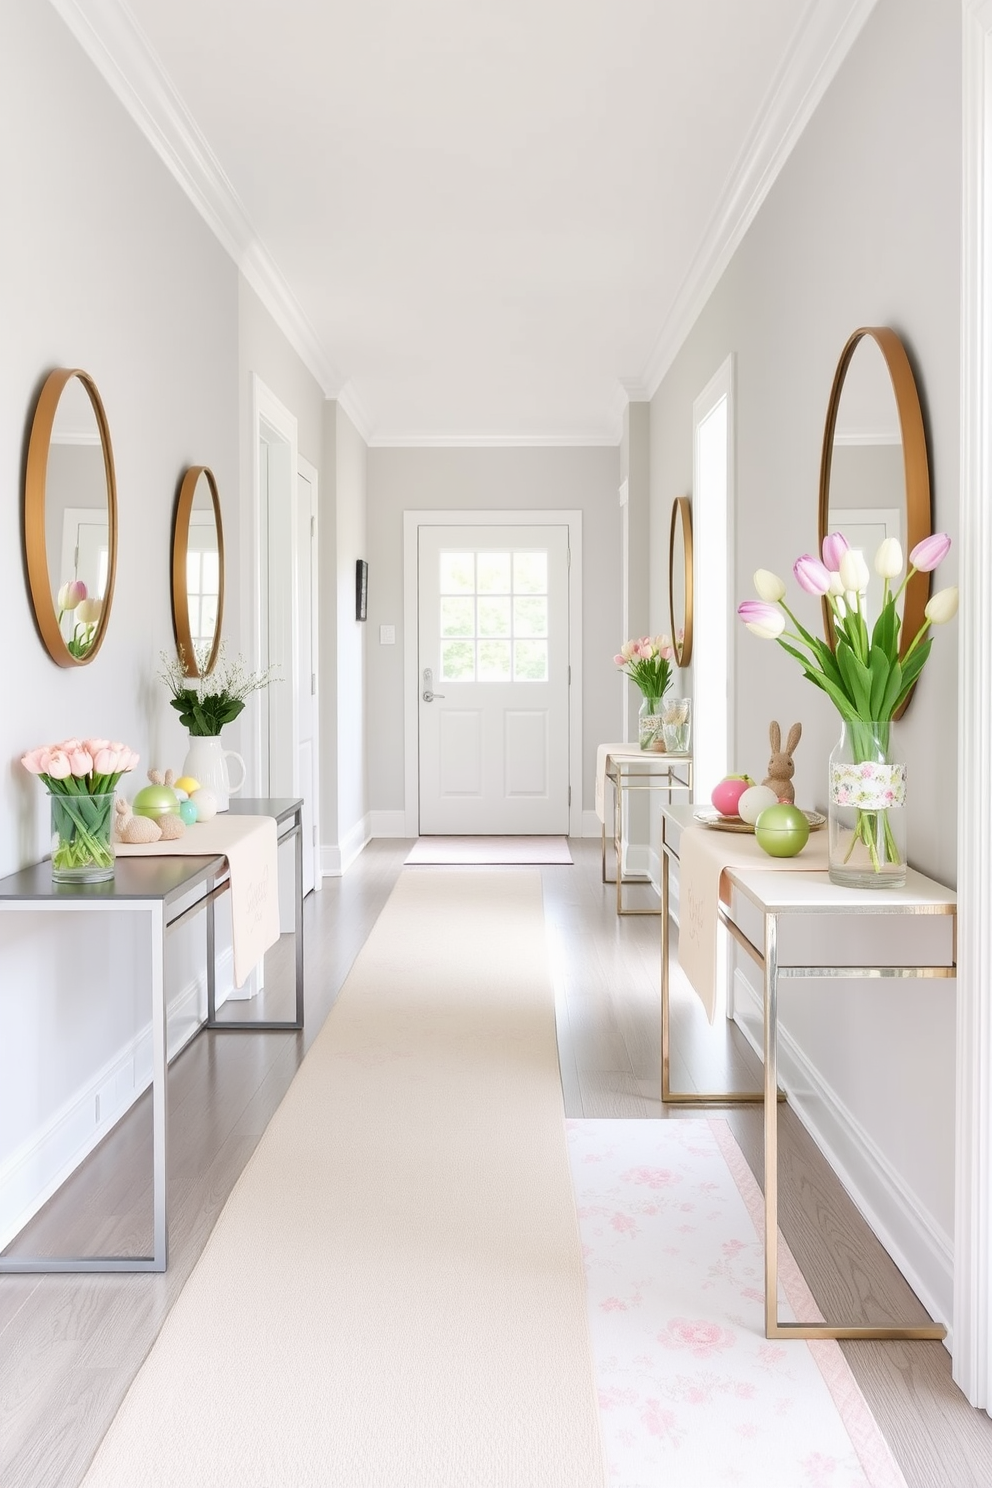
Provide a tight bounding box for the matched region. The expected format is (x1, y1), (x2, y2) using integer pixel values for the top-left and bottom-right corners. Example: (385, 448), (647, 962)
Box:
(513, 551), (547, 593)
(441, 639), (475, 680)
(513, 596), (547, 637)
(437, 546), (550, 682)
(477, 553), (511, 593)
(440, 553), (475, 593)
(478, 597), (510, 637)
(514, 640), (548, 681)
(478, 640), (511, 680)
(440, 597), (475, 636)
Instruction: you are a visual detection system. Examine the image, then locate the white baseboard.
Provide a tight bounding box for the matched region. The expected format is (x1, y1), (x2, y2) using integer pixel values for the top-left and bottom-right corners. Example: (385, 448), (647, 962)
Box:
(731, 963), (954, 1340)
(369, 810), (408, 839)
(0, 955), (233, 1251)
(321, 815), (373, 877)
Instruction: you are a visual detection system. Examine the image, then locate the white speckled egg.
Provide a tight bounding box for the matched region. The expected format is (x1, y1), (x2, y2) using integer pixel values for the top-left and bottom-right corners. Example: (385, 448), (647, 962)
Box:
(737, 784), (779, 825)
(190, 788), (218, 822)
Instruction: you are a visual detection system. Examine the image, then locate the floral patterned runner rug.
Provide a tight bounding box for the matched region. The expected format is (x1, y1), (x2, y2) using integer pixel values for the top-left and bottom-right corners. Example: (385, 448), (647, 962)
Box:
(567, 1118), (908, 1488)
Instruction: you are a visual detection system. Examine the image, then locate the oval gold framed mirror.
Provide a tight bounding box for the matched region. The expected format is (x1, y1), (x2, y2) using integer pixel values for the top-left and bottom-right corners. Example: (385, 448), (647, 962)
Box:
(668, 495), (693, 667)
(24, 368), (118, 667)
(817, 327), (931, 714)
(171, 465), (224, 676)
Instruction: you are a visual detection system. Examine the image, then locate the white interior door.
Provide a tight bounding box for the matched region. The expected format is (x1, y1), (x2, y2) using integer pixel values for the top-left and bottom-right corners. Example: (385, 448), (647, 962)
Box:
(418, 524), (569, 834)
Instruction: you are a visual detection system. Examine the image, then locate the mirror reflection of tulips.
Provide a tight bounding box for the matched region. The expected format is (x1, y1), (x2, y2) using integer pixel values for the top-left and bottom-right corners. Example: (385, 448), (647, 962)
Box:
(20, 739), (139, 882)
(56, 580), (103, 658)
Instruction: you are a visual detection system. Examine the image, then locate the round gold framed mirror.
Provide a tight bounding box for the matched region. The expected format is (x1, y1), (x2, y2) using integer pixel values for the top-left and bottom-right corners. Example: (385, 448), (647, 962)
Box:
(24, 368), (118, 667)
(817, 327), (931, 714)
(668, 495), (693, 667)
(171, 465), (224, 676)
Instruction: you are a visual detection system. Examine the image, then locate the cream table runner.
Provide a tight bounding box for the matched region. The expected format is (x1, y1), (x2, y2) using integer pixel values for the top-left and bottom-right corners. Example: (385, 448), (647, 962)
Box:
(114, 814), (280, 987)
(677, 823), (830, 1021)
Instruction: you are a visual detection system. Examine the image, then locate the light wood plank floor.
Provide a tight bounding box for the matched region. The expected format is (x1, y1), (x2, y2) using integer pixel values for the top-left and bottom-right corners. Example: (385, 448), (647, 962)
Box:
(1, 837), (990, 1487)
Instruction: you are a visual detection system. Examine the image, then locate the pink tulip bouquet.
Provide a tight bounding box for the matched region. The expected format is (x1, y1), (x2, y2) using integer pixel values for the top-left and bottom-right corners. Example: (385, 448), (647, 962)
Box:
(613, 634), (675, 703)
(21, 740), (140, 879)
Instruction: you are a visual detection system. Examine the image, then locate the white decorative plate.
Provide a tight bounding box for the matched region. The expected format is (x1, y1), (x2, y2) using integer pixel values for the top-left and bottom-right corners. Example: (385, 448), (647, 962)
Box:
(692, 807), (826, 834)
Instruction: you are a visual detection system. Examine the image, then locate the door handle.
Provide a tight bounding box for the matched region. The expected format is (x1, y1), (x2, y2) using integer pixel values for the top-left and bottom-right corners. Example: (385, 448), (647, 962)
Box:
(422, 667), (445, 703)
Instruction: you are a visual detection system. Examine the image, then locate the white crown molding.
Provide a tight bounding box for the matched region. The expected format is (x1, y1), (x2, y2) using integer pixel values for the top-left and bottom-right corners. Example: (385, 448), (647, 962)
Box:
(48, 0), (344, 398)
(335, 383), (374, 445)
(369, 430), (619, 449)
(619, 378), (650, 403)
(640, 0), (879, 397)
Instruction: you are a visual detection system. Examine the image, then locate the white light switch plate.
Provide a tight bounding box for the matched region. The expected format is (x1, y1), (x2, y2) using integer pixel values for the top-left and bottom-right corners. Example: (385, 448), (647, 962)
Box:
(379, 624), (396, 644)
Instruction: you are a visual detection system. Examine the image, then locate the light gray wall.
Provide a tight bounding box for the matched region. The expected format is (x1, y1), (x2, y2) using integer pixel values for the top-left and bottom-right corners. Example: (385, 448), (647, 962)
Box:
(366, 445), (621, 820)
(648, 0), (960, 1307)
(335, 405), (369, 854)
(0, 0), (240, 1238)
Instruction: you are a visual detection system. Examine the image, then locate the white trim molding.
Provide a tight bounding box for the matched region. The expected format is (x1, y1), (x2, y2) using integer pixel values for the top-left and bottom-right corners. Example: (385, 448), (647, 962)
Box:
(640, 0), (878, 396)
(402, 509), (584, 840)
(955, 0), (992, 1413)
(48, 0), (343, 397)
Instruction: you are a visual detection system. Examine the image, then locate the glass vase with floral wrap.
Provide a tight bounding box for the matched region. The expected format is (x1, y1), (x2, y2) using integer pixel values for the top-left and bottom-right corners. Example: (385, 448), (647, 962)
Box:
(614, 635), (675, 750)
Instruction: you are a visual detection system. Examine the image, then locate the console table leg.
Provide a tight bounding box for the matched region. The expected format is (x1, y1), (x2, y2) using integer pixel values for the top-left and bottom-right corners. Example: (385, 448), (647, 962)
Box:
(150, 900), (168, 1272)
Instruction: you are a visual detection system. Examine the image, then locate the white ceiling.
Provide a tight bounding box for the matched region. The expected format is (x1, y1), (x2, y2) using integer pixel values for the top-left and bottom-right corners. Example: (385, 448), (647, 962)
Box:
(55, 0), (876, 443)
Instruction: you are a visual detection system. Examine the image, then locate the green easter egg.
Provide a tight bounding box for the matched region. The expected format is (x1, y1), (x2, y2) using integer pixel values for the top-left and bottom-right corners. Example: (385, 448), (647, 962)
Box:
(754, 804), (810, 858)
(133, 784), (181, 819)
(178, 798), (199, 826)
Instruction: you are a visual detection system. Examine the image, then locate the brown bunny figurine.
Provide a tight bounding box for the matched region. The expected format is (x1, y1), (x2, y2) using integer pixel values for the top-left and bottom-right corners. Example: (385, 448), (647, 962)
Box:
(762, 721), (802, 804)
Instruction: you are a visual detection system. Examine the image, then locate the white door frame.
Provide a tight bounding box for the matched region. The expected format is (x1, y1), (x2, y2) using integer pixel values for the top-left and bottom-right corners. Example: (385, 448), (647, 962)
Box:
(403, 509), (583, 838)
(955, 0), (992, 1411)
(298, 453), (322, 892)
(249, 374), (300, 799)
(691, 354), (736, 800)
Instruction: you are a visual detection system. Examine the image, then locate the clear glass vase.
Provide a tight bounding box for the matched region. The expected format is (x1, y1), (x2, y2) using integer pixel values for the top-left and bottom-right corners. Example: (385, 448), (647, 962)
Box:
(638, 695), (665, 751)
(661, 696), (691, 754)
(827, 721), (906, 889)
(49, 790), (116, 883)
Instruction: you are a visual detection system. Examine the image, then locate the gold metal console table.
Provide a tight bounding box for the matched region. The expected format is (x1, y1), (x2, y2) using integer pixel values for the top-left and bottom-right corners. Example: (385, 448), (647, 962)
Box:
(661, 802), (954, 1342)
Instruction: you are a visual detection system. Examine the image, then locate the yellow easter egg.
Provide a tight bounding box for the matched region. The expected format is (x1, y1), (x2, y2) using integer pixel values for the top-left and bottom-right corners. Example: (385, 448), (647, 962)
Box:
(174, 776), (201, 795)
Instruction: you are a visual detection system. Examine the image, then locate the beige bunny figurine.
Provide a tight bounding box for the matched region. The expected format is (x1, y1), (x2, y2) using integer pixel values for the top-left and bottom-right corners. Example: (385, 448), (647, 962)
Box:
(762, 721), (802, 804)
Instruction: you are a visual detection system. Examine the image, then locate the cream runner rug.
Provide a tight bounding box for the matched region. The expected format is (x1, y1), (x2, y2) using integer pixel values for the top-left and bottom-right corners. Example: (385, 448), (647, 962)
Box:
(82, 869), (604, 1488)
(404, 835), (573, 865)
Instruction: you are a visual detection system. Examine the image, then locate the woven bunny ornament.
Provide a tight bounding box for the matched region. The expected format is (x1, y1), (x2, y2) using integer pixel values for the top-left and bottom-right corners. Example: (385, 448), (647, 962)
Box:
(762, 721), (801, 804)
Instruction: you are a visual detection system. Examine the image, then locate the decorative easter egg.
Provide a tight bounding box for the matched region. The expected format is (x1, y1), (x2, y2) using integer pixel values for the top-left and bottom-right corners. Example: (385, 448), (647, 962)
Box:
(178, 799), (199, 826)
(710, 774), (756, 818)
(174, 776), (201, 796)
(173, 788), (189, 801)
(737, 784), (779, 825)
(190, 788), (218, 822)
(133, 784), (181, 820)
(754, 804), (810, 858)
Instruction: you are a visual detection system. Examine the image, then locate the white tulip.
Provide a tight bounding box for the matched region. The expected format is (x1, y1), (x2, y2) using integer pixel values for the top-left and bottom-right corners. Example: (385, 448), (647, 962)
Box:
(753, 569), (786, 603)
(874, 537), (904, 580)
(925, 586), (959, 625)
(838, 547), (870, 593)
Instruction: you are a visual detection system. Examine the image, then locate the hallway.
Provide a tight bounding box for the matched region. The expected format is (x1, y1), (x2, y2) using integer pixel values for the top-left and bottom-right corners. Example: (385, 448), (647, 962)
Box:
(1, 840), (989, 1487)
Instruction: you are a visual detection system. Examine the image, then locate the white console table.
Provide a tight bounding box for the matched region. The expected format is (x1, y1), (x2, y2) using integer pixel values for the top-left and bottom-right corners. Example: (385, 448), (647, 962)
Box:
(0, 797), (304, 1275)
(661, 801), (955, 1341)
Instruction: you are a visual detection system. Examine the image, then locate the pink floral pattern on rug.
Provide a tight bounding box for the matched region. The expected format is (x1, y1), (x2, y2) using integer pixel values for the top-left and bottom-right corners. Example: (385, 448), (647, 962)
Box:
(567, 1118), (908, 1488)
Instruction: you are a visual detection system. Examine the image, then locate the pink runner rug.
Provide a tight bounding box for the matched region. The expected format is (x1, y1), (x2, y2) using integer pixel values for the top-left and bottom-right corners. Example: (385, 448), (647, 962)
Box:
(567, 1118), (907, 1488)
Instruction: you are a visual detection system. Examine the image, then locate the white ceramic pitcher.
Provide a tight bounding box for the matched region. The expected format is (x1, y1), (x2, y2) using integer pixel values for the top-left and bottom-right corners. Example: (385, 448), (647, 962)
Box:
(181, 734), (246, 812)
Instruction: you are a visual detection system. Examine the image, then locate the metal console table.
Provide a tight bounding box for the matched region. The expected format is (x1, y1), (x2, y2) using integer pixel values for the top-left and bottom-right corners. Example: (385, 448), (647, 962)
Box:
(660, 802), (954, 1342)
(0, 797), (304, 1274)
(600, 747), (693, 915)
